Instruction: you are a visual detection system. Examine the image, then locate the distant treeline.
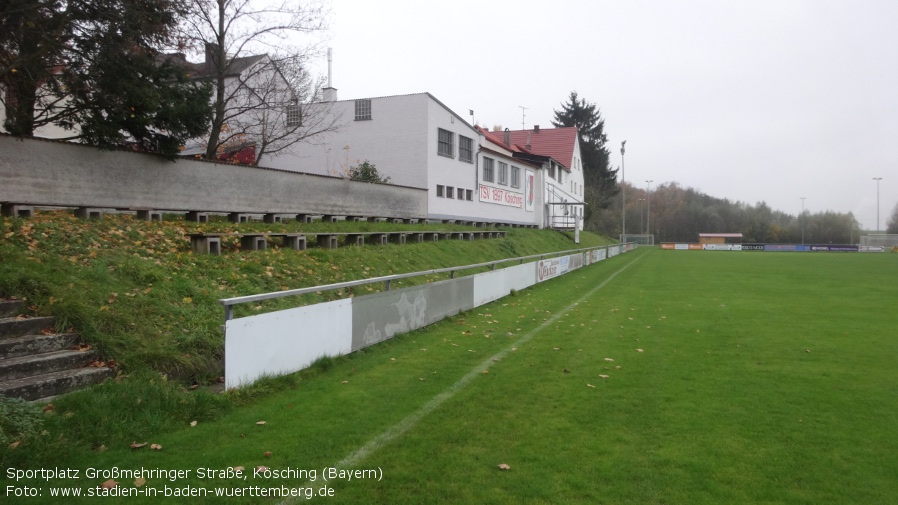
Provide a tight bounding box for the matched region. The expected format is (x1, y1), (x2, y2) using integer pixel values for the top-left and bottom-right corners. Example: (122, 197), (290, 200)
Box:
(590, 182), (863, 244)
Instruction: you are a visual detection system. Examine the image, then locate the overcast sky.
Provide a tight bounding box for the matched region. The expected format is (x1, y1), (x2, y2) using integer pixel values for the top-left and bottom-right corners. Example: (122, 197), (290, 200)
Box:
(316, 0), (896, 230)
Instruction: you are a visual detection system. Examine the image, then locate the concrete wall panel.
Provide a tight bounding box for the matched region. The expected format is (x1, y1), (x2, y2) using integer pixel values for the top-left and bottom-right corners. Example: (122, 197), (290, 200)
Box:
(224, 298), (353, 388)
(350, 278), (475, 351)
(0, 135), (427, 218)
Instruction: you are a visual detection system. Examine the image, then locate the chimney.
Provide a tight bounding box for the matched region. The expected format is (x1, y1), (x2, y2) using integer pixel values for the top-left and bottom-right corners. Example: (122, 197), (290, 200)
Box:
(534, 125), (540, 133)
(322, 47), (338, 101)
(504, 128), (510, 147)
(526, 132), (532, 151)
(204, 42), (220, 75)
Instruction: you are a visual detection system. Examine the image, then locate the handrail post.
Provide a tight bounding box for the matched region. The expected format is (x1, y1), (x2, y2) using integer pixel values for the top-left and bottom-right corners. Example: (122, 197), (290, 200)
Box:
(224, 304), (233, 323)
(385, 279), (391, 291)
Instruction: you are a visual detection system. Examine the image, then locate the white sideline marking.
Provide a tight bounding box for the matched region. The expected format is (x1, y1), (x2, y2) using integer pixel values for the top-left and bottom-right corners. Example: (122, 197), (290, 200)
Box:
(279, 252), (642, 504)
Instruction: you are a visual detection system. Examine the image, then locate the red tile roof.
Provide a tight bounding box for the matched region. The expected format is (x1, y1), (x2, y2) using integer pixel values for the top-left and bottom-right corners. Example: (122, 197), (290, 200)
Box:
(501, 127), (579, 171)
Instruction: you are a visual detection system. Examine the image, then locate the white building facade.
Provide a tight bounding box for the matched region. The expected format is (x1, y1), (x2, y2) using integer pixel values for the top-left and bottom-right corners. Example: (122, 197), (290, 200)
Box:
(263, 92), (544, 227)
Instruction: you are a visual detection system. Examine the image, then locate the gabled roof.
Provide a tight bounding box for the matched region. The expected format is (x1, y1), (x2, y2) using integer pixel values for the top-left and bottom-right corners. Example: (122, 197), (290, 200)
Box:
(163, 52), (268, 78)
(500, 127), (579, 171)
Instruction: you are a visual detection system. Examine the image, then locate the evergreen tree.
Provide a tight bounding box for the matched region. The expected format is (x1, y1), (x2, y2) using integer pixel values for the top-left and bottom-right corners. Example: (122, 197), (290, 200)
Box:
(1, 0), (212, 158)
(552, 91), (619, 221)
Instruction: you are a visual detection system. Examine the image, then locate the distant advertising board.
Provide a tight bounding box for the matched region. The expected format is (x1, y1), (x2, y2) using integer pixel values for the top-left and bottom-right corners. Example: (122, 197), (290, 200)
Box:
(742, 244), (765, 251)
(764, 244), (812, 252)
(537, 256), (570, 282)
(810, 245), (859, 252)
(569, 253), (584, 270)
(704, 244), (742, 251)
(479, 184), (524, 208)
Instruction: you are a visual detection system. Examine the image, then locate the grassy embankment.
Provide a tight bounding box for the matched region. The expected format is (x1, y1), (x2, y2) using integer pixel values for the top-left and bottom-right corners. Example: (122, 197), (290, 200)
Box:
(0, 210), (613, 465)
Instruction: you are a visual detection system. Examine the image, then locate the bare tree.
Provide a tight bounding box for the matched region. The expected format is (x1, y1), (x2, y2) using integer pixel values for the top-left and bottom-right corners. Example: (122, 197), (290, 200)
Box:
(181, 0), (340, 164)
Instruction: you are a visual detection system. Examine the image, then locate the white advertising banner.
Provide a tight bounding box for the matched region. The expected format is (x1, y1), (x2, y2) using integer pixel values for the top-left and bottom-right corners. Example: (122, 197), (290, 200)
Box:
(479, 184), (524, 208)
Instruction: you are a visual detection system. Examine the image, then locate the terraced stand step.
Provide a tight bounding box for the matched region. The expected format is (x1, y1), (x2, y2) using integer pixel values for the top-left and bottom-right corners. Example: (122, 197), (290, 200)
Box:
(0, 332), (78, 360)
(0, 349), (103, 381)
(0, 315), (56, 339)
(0, 299), (26, 318)
(0, 367), (115, 402)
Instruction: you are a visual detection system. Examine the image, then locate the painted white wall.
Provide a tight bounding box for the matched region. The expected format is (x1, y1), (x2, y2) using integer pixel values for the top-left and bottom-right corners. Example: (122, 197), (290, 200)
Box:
(263, 93), (432, 188)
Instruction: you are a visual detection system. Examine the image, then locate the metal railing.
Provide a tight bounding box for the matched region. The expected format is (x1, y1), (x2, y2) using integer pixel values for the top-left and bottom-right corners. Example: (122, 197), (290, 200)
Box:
(219, 244), (620, 321)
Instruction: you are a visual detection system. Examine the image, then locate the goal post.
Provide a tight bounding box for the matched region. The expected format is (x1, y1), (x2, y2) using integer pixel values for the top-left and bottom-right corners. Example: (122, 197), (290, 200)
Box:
(621, 234), (655, 245)
(860, 234), (898, 252)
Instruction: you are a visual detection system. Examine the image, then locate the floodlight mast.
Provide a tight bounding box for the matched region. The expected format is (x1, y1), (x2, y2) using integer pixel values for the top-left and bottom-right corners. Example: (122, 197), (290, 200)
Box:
(645, 179), (653, 238)
(873, 177), (882, 232)
(621, 140), (627, 242)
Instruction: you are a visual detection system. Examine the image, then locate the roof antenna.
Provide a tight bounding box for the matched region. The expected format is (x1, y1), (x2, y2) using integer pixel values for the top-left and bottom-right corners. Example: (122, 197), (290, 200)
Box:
(518, 105), (527, 130)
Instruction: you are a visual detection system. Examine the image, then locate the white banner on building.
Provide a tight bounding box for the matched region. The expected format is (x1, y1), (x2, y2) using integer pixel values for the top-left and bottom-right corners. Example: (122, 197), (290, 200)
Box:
(525, 170), (535, 212)
(479, 184), (524, 208)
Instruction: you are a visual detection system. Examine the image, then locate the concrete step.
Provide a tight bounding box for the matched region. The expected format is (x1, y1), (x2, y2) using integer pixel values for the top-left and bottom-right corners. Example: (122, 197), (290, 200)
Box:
(0, 367), (114, 402)
(0, 315), (56, 339)
(0, 349), (102, 381)
(0, 332), (78, 359)
(0, 299), (25, 318)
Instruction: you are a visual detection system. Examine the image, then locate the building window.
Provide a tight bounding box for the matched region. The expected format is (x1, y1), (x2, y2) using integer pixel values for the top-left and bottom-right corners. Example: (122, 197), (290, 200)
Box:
(446, 186), (454, 198)
(459, 135), (473, 163)
(286, 103), (301, 128)
(482, 157), (494, 182)
(548, 163), (556, 180)
(437, 185), (445, 197)
(438, 128), (454, 158)
(355, 99), (372, 120)
(498, 162), (508, 185)
(466, 189), (473, 201)
(511, 166), (520, 188)
(457, 187), (464, 200)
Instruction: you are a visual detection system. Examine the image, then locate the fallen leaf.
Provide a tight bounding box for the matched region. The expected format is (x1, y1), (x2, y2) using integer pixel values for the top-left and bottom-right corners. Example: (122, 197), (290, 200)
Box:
(341, 380), (349, 384)
(599, 375), (609, 379)
(130, 442), (147, 449)
(255, 421), (267, 426)
(264, 451), (272, 458)
(256, 466), (269, 472)
(134, 477), (146, 487)
(190, 421), (197, 427)
(102, 480), (117, 489)
(604, 358), (614, 362)
(636, 349), (644, 352)
(586, 384), (595, 388)
(234, 466), (245, 472)
(8, 441), (20, 449)
(497, 463), (511, 470)
(150, 444), (162, 450)
(42, 403), (54, 412)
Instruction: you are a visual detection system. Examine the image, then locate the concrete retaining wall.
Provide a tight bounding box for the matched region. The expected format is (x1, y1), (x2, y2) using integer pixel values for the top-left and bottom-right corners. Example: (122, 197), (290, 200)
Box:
(0, 135), (427, 218)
